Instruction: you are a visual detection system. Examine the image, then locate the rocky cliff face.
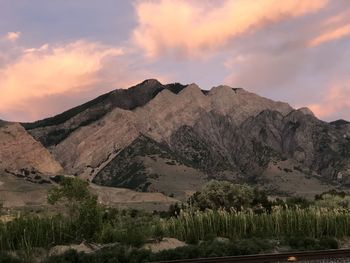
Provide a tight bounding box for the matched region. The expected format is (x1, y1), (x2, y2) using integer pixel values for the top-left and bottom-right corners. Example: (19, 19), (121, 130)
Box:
(7, 79), (348, 197)
(0, 121), (63, 175)
(22, 79), (187, 147)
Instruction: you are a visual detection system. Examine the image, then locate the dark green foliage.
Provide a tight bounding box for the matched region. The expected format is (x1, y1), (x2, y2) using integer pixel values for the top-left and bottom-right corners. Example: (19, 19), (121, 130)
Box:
(319, 237), (339, 249)
(0, 215), (75, 250)
(271, 197), (312, 209)
(44, 239), (273, 263)
(189, 180), (271, 211)
(285, 197), (312, 209)
(340, 137), (350, 158)
(170, 125), (231, 172)
(167, 203), (183, 217)
(48, 177), (91, 205)
(315, 189), (347, 200)
(286, 236), (339, 251)
(0, 252), (21, 263)
(44, 247), (151, 263)
(151, 239), (272, 260)
(251, 140), (276, 168)
(92, 135), (182, 190)
(47, 177), (103, 241)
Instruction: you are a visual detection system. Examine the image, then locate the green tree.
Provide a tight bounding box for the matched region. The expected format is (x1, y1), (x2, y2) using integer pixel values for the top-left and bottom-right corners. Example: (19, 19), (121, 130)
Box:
(47, 177), (103, 240)
(189, 180), (270, 211)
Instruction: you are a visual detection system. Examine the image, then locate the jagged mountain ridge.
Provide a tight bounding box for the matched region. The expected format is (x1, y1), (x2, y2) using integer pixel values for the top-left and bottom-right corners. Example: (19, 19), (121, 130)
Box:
(41, 82), (293, 182)
(1, 79), (349, 199)
(22, 79), (188, 147)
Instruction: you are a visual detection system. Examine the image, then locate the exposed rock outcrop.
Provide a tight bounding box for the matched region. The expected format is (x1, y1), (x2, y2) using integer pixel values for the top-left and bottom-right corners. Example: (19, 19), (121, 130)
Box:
(0, 122), (62, 174)
(6, 79), (348, 197)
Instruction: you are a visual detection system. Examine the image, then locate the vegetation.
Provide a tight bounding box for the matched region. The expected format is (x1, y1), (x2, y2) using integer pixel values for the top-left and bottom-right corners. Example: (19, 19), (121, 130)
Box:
(165, 207), (350, 244)
(43, 239), (275, 263)
(1, 179), (350, 262)
(189, 180), (271, 212)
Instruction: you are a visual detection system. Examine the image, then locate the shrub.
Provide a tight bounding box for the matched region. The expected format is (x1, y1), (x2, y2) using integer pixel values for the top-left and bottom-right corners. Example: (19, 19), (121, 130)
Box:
(0, 252), (21, 263)
(45, 239), (273, 262)
(286, 236), (339, 251)
(189, 180), (271, 212)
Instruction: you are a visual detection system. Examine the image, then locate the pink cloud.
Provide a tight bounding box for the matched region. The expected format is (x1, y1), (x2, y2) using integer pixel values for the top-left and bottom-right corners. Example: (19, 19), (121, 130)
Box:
(0, 41), (153, 122)
(4, 31), (21, 42)
(308, 85), (350, 119)
(133, 0), (328, 58)
(309, 23), (350, 46)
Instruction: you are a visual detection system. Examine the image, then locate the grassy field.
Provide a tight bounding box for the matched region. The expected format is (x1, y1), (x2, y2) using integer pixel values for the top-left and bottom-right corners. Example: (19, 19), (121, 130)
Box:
(0, 179), (349, 262)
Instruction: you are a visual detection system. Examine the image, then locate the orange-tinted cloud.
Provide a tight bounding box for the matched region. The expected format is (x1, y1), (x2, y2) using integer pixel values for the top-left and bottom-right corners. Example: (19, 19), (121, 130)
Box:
(308, 86), (350, 119)
(133, 0), (328, 58)
(4, 31), (21, 42)
(0, 41), (139, 121)
(309, 23), (350, 46)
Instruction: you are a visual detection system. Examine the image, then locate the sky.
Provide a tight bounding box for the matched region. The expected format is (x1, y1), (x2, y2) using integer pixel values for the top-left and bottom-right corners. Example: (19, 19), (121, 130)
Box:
(0, 0), (349, 122)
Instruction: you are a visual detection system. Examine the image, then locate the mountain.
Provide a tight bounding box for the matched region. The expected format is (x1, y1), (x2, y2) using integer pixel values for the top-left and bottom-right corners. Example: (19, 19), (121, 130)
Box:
(22, 79), (187, 147)
(1, 79), (350, 202)
(0, 121), (62, 175)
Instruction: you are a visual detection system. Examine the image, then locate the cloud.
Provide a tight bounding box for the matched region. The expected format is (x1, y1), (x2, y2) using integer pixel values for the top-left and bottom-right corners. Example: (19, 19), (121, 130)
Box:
(0, 40), (149, 122)
(309, 23), (350, 46)
(133, 0), (328, 58)
(4, 31), (21, 42)
(308, 85), (350, 120)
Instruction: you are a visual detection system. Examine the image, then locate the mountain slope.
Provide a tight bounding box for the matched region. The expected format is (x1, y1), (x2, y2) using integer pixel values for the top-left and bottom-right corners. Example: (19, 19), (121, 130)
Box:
(0, 121), (62, 174)
(47, 83), (293, 178)
(22, 79), (187, 147)
(7, 79), (350, 198)
(92, 135), (205, 199)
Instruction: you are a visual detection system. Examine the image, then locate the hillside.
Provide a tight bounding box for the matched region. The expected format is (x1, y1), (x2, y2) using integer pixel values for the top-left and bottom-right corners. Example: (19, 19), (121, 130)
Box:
(0, 79), (348, 201)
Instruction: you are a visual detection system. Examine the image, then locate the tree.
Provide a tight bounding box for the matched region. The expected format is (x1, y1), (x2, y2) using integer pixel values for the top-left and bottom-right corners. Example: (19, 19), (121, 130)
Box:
(47, 177), (103, 240)
(189, 180), (270, 211)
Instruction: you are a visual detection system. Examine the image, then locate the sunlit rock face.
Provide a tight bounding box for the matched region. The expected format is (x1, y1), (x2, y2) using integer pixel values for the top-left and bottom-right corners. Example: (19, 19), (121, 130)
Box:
(0, 122), (62, 174)
(2, 79), (347, 196)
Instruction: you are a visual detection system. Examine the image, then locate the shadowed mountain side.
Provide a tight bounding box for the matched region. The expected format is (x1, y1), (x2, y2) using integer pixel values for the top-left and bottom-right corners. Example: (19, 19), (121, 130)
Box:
(92, 135), (206, 200)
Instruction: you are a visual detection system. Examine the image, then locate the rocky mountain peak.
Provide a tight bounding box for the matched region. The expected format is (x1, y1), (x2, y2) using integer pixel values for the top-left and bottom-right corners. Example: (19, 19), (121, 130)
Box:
(178, 83), (204, 97)
(140, 78), (161, 86)
(297, 107), (315, 117)
(209, 85), (238, 96)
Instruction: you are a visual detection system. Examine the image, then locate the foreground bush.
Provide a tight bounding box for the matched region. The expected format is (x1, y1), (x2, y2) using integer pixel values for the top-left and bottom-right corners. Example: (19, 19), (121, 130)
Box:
(189, 180), (271, 212)
(44, 239), (274, 263)
(286, 236), (339, 251)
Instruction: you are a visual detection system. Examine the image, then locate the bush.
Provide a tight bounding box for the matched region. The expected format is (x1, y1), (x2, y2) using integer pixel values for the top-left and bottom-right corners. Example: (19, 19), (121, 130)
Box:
(48, 177), (104, 241)
(286, 236), (339, 251)
(0, 252), (21, 263)
(315, 191), (350, 210)
(189, 180), (271, 212)
(45, 239), (274, 262)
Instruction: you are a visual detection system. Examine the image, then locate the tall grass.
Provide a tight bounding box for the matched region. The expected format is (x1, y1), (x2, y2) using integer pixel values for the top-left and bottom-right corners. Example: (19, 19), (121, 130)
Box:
(2, 206), (350, 251)
(0, 211), (159, 251)
(164, 207), (350, 243)
(0, 215), (76, 250)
